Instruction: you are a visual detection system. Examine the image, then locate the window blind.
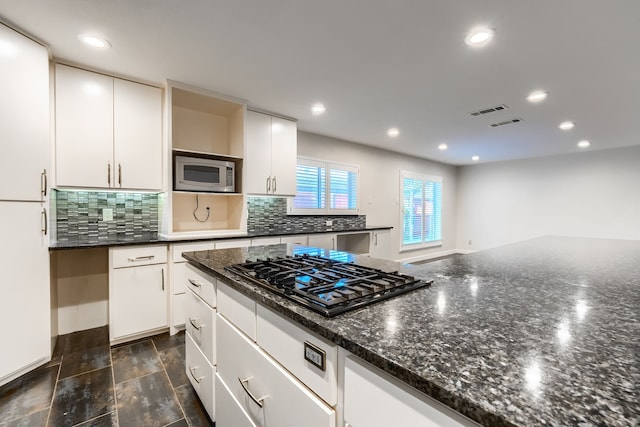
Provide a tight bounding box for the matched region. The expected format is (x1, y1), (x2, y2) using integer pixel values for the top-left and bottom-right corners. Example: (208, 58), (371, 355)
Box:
(401, 171), (442, 248)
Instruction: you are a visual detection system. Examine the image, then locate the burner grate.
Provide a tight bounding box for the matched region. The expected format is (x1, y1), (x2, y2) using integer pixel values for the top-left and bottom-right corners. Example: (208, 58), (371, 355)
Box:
(225, 254), (432, 317)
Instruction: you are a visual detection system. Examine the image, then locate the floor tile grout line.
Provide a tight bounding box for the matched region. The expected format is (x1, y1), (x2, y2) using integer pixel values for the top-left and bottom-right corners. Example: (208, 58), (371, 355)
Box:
(108, 341), (120, 427)
(56, 363), (113, 382)
(69, 411), (116, 427)
(152, 337), (191, 426)
(44, 352), (63, 427)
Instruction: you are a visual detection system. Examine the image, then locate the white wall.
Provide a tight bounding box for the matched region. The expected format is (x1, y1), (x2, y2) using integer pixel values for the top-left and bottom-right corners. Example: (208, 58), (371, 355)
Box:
(456, 145), (640, 251)
(298, 131), (458, 262)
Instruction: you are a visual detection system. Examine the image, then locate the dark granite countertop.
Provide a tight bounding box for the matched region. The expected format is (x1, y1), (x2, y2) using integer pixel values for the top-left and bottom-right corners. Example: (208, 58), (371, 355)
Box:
(183, 236), (640, 427)
(48, 226), (392, 250)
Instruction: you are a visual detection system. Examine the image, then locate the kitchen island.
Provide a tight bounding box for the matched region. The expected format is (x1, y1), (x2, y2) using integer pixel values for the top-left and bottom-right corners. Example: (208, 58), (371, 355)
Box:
(184, 236), (640, 427)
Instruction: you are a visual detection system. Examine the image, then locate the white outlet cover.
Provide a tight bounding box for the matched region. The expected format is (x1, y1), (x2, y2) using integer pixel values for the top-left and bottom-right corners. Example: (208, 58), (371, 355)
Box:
(102, 208), (113, 221)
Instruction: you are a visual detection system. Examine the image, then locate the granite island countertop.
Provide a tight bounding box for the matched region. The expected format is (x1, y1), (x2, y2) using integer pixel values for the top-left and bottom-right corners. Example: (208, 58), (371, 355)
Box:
(183, 236), (640, 427)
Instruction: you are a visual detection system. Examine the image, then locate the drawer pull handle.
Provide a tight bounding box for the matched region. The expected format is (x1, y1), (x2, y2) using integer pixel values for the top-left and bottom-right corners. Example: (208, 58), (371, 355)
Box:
(127, 255), (155, 262)
(189, 366), (203, 383)
(189, 317), (203, 331)
(239, 377), (266, 408)
(188, 279), (201, 288)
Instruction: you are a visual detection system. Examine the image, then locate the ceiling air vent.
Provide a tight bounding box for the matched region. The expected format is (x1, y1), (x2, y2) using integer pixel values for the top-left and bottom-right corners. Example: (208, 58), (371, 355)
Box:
(470, 104), (508, 116)
(489, 118), (524, 128)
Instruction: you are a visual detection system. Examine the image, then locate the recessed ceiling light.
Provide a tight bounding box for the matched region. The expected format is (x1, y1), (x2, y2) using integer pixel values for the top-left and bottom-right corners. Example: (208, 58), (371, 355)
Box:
(472, 155), (480, 161)
(438, 143), (448, 150)
(465, 27), (494, 47)
(387, 128), (400, 137)
(527, 90), (548, 103)
(577, 140), (590, 148)
(310, 103), (326, 115)
(78, 34), (111, 49)
(559, 121), (575, 131)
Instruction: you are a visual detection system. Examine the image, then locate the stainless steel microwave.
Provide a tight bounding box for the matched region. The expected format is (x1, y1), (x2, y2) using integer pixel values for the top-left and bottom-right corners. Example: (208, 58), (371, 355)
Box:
(174, 155), (235, 193)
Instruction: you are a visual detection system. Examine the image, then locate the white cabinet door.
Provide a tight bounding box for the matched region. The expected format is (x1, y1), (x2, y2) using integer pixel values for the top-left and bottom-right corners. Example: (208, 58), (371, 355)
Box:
(109, 263), (168, 341)
(245, 110), (273, 195)
(245, 111), (297, 196)
(55, 64), (114, 188)
(308, 234), (336, 250)
(55, 65), (163, 190)
(217, 314), (335, 427)
(344, 355), (477, 427)
(370, 229), (391, 259)
(113, 79), (162, 190)
(270, 116), (297, 196)
(0, 24), (49, 201)
(216, 373), (258, 427)
(0, 202), (50, 385)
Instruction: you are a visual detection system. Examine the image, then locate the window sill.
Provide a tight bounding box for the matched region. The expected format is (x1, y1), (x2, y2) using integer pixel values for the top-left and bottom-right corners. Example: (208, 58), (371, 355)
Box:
(399, 241), (442, 253)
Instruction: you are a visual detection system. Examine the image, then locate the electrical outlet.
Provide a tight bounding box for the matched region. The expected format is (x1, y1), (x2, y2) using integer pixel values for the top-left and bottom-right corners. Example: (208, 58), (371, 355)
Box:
(325, 220), (333, 226)
(102, 208), (113, 222)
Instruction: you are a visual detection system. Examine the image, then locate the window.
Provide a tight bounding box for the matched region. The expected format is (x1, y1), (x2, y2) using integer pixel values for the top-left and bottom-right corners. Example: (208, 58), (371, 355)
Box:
(401, 171), (442, 249)
(289, 157), (359, 215)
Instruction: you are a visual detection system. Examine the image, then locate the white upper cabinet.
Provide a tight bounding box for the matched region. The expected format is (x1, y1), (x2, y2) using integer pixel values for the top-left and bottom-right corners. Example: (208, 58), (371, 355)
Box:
(0, 23), (50, 201)
(245, 110), (297, 196)
(55, 64), (162, 190)
(114, 79), (163, 190)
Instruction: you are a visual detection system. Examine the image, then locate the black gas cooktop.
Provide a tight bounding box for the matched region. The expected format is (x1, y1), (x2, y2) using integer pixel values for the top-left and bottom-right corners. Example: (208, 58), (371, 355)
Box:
(225, 254), (432, 317)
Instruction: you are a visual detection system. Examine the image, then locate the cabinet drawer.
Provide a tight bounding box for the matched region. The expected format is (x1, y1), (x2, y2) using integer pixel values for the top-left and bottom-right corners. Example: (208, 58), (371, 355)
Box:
(185, 332), (215, 421)
(186, 289), (216, 365)
(217, 281), (256, 341)
(257, 305), (338, 406)
(216, 373), (258, 427)
(171, 241), (216, 263)
(184, 263), (216, 308)
(280, 235), (308, 245)
(217, 314), (335, 427)
(111, 245), (167, 268)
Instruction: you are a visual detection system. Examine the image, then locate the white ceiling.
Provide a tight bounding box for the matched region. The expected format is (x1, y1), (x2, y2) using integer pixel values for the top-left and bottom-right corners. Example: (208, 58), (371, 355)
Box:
(1, 0), (639, 165)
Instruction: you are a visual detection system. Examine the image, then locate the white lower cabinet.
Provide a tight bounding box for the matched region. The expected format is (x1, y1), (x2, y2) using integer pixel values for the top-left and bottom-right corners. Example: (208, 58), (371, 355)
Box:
(169, 241), (216, 333)
(217, 313), (335, 427)
(109, 245), (168, 343)
(185, 288), (216, 363)
(307, 233), (336, 251)
(370, 229), (391, 259)
(344, 355), (479, 427)
(216, 373), (258, 427)
(186, 331), (215, 420)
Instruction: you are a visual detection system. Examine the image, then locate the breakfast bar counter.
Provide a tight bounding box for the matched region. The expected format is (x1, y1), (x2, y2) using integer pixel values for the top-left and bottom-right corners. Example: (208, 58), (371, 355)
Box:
(184, 236), (640, 427)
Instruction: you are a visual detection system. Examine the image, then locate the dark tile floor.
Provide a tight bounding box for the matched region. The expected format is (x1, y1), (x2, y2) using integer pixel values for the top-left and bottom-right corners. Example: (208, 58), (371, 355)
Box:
(0, 327), (214, 427)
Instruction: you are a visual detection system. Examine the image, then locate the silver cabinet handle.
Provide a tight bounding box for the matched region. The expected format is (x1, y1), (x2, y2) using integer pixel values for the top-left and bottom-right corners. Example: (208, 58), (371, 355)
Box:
(161, 268), (165, 291)
(189, 317), (202, 331)
(266, 176), (271, 193)
(107, 162), (111, 186)
(41, 208), (48, 235)
(127, 255), (155, 262)
(189, 366), (203, 383)
(41, 169), (47, 198)
(188, 278), (201, 288)
(272, 176), (276, 193)
(375, 233), (378, 246)
(239, 377), (266, 408)
(118, 163), (122, 187)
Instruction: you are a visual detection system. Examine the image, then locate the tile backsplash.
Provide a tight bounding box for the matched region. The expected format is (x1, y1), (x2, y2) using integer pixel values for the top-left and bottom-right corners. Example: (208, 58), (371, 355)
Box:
(247, 196), (366, 234)
(53, 190), (159, 243)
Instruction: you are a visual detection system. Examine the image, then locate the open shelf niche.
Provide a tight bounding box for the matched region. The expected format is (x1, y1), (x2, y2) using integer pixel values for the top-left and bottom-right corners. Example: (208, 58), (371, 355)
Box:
(161, 81), (248, 238)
